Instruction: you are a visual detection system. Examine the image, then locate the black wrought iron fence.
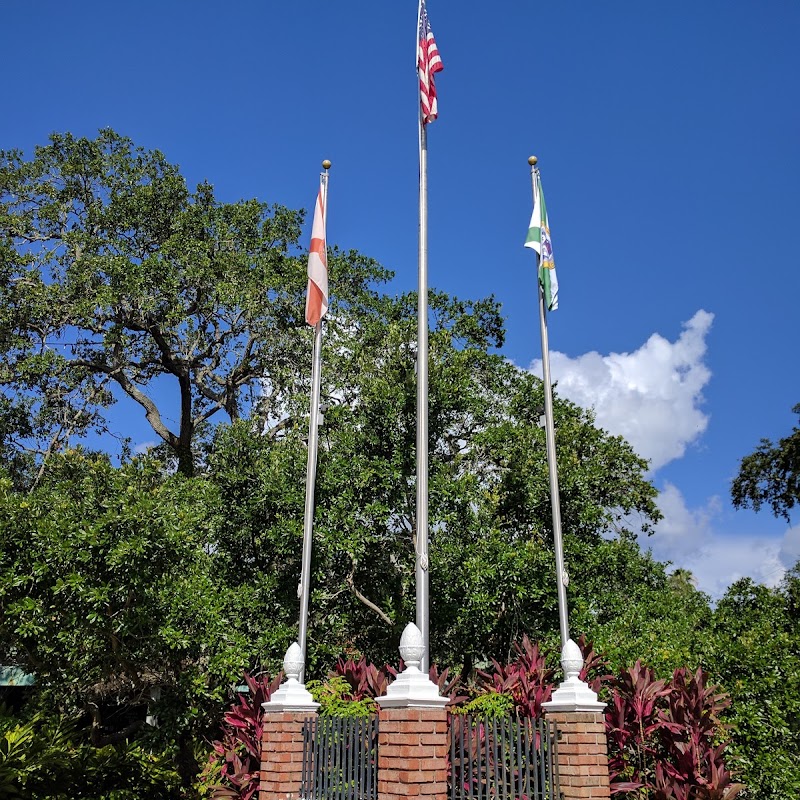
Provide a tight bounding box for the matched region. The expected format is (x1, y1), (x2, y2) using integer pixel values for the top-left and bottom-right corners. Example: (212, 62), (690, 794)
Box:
(448, 715), (560, 800)
(301, 715), (379, 800)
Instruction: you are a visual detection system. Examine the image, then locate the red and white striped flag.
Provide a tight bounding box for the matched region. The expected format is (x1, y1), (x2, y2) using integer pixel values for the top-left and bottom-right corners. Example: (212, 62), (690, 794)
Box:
(418, 0), (443, 124)
(305, 177), (328, 327)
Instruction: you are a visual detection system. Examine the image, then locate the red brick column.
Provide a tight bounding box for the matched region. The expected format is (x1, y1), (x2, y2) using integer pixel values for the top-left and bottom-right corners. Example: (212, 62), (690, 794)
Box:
(544, 710), (610, 800)
(259, 710), (314, 800)
(377, 706), (448, 800)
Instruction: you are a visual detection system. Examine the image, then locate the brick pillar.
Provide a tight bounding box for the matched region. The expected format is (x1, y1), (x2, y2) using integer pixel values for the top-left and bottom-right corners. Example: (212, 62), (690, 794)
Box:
(545, 710), (610, 800)
(259, 710), (313, 800)
(374, 623), (450, 800)
(258, 642), (319, 800)
(377, 706), (448, 800)
(542, 639), (610, 800)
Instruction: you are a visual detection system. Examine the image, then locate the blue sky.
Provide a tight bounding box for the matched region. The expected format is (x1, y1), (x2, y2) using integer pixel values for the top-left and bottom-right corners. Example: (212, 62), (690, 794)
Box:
(3, 0), (798, 598)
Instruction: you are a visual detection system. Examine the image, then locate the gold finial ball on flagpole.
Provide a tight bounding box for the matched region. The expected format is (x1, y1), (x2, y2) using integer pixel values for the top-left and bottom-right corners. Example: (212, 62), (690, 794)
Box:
(528, 156), (538, 166)
(322, 160), (332, 170)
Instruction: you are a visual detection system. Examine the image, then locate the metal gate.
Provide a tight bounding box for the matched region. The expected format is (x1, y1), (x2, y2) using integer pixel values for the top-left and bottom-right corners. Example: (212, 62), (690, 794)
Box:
(301, 715), (379, 800)
(448, 715), (559, 800)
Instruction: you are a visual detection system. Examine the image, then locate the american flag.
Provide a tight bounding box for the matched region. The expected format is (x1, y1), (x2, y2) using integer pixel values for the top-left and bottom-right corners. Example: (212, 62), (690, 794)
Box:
(418, 0), (443, 124)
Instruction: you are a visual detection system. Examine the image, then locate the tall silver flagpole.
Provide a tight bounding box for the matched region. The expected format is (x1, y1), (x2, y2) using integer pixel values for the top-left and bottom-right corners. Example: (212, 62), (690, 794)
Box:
(415, 0), (430, 674)
(298, 160), (331, 682)
(529, 155), (570, 651)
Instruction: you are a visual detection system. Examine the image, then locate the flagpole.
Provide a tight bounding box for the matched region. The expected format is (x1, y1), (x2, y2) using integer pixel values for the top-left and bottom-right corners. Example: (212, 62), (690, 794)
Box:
(416, 0), (430, 674)
(297, 160), (331, 682)
(529, 155), (570, 651)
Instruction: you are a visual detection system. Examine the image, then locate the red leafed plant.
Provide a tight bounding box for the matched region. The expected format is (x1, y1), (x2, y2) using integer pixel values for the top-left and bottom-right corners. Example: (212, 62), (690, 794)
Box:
(332, 655), (396, 700)
(606, 664), (743, 800)
(202, 670), (282, 800)
(333, 655), (468, 706)
(476, 634), (556, 718)
(576, 634), (612, 693)
(429, 663), (470, 706)
(655, 668), (743, 800)
(606, 659), (673, 790)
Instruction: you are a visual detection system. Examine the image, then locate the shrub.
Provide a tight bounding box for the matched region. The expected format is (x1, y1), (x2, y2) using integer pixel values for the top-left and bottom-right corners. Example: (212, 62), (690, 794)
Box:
(307, 676), (377, 718)
(605, 663), (743, 800)
(0, 704), (182, 800)
(331, 655), (395, 701)
(202, 671), (281, 800)
(475, 633), (555, 718)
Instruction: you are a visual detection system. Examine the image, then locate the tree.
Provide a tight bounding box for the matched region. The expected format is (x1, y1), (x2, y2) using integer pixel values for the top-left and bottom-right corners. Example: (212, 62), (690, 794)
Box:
(567, 538), (712, 675)
(724, 406), (800, 797)
(708, 570), (800, 800)
(731, 403), (800, 522)
(0, 129), (388, 478)
(0, 450), (295, 788)
(173, 284), (674, 676)
(205, 288), (668, 672)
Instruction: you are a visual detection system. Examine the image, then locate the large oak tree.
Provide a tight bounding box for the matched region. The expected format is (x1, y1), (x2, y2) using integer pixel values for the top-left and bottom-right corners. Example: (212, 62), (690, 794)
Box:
(0, 129), (386, 479)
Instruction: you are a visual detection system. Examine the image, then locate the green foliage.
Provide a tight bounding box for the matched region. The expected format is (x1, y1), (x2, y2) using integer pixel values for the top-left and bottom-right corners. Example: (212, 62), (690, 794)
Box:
(724, 406), (800, 798)
(0, 709), (73, 799)
(0, 449), (295, 788)
(305, 298), (663, 668)
(731, 403), (800, 522)
(454, 691), (514, 719)
(0, 705), (181, 799)
(307, 676), (377, 718)
(570, 534), (713, 674)
(0, 453), (227, 723)
(708, 572), (800, 800)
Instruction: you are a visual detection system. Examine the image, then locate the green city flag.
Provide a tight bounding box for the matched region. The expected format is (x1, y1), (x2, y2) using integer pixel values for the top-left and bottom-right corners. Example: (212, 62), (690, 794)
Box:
(524, 172), (559, 311)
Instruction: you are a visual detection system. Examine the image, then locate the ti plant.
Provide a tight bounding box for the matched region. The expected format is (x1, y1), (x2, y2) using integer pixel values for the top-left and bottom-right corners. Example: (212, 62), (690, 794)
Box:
(204, 671), (282, 800)
(606, 663), (744, 800)
(475, 634), (555, 718)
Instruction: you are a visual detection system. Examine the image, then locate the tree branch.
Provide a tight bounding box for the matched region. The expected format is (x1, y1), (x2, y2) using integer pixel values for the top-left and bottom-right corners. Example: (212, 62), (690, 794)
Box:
(76, 359), (179, 449)
(345, 554), (393, 626)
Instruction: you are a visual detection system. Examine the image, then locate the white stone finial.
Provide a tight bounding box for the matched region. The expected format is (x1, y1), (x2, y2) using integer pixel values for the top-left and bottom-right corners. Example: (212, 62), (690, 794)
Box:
(542, 638), (605, 713)
(561, 638), (584, 681)
(283, 642), (304, 681)
(374, 622), (448, 709)
(262, 642), (319, 713)
(399, 623), (425, 671)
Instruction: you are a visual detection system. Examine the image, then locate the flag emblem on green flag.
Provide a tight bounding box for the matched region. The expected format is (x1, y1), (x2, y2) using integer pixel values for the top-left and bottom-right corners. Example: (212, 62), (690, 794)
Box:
(524, 171), (558, 311)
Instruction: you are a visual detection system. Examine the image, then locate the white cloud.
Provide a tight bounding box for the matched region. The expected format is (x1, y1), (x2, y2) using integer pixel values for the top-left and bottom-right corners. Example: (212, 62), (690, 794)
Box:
(779, 525), (800, 570)
(689, 537), (785, 600)
(134, 440), (158, 455)
(645, 482), (786, 599)
(530, 310), (713, 470)
(649, 482), (719, 563)
(525, 308), (796, 598)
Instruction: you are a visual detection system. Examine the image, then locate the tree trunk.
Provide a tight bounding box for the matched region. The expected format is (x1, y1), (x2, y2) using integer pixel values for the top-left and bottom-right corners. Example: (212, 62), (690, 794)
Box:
(177, 371), (194, 476)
